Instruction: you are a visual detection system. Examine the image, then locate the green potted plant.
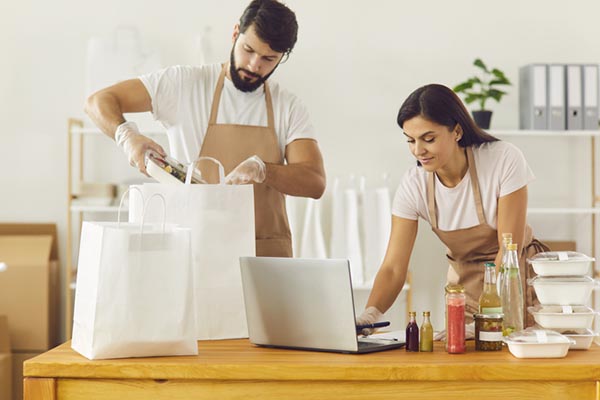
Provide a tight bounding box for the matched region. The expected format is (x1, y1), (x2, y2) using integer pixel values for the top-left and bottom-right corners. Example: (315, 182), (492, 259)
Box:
(453, 59), (512, 129)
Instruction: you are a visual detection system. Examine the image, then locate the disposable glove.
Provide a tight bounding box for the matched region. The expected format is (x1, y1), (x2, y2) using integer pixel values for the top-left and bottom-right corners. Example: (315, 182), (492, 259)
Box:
(224, 155), (266, 185)
(433, 321), (475, 341)
(115, 121), (165, 176)
(356, 306), (383, 336)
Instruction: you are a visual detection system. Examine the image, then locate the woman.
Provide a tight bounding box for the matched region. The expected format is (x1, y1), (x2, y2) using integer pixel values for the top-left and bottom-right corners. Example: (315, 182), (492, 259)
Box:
(357, 84), (548, 333)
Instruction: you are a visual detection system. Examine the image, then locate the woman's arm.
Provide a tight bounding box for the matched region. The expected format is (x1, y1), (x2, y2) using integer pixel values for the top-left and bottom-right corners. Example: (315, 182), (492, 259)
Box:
(365, 215), (419, 314)
(495, 185), (529, 266)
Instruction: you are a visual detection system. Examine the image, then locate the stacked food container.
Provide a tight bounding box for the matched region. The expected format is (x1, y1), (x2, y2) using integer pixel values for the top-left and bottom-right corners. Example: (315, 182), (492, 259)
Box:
(527, 251), (599, 350)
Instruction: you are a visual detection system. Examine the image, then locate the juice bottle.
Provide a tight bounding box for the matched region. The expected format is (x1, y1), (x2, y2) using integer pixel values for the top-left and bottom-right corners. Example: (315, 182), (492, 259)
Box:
(445, 284), (466, 354)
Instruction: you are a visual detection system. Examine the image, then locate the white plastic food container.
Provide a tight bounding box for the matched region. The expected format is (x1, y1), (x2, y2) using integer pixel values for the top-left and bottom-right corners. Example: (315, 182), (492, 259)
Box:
(145, 151), (205, 185)
(555, 329), (598, 350)
(504, 329), (574, 358)
(527, 276), (595, 305)
(528, 305), (596, 329)
(528, 251), (594, 276)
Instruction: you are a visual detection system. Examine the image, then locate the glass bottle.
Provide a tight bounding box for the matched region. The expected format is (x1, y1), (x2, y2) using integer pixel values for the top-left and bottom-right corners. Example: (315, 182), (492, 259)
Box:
(445, 284), (466, 354)
(479, 262), (502, 314)
(497, 232), (512, 295)
(500, 242), (524, 336)
(419, 311), (433, 352)
(405, 311), (419, 352)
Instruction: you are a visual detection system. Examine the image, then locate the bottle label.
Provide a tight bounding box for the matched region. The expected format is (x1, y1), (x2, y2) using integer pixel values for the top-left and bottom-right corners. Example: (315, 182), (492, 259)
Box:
(479, 331), (504, 342)
(480, 307), (502, 314)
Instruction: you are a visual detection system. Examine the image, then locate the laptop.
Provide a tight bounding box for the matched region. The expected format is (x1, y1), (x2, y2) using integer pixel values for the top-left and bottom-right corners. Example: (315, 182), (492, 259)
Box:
(239, 257), (405, 354)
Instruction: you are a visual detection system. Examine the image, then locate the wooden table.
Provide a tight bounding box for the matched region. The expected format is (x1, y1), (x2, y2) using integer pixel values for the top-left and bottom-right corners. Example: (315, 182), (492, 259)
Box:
(24, 340), (600, 400)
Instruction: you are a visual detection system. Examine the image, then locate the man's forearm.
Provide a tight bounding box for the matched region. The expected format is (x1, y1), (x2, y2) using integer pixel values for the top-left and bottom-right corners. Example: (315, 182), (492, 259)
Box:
(263, 162), (325, 199)
(85, 92), (126, 140)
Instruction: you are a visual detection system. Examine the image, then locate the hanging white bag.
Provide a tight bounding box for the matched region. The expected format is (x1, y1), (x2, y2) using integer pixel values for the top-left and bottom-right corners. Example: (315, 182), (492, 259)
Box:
(129, 157), (255, 340)
(71, 190), (197, 360)
(330, 176), (364, 285)
(299, 198), (327, 258)
(360, 175), (392, 284)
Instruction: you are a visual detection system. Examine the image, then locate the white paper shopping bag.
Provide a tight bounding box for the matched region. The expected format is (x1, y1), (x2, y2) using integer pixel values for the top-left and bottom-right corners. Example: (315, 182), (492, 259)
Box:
(71, 194), (197, 359)
(129, 158), (255, 340)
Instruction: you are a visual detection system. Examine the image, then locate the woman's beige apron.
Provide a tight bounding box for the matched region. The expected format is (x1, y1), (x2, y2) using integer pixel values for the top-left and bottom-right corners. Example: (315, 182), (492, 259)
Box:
(427, 147), (548, 325)
(198, 64), (292, 257)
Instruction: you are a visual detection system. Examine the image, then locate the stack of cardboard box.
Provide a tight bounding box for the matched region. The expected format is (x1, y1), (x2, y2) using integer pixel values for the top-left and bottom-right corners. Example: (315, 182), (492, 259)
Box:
(0, 224), (59, 400)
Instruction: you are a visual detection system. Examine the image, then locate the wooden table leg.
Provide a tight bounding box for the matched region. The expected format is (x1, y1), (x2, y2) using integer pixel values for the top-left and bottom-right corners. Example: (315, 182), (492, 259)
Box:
(24, 378), (56, 400)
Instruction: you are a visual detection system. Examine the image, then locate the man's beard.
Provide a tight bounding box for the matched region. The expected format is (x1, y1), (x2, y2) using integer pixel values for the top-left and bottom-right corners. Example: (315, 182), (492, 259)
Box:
(229, 46), (278, 93)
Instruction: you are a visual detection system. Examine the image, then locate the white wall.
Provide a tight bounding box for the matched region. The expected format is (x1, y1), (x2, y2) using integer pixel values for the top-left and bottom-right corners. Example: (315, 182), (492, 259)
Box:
(2, 0), (600, 338)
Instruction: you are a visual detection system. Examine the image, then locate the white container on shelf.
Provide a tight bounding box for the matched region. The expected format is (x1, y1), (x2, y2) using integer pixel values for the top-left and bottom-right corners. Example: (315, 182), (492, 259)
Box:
(504, 329), (574, 358)
(528, 305), (596, 329)
(527, 251), (594, 276)
(527, 276), (595, 305)
(555, 329), (598, 350)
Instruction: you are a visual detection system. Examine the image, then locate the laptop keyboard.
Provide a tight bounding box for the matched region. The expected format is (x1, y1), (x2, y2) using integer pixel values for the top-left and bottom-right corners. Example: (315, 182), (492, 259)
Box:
(358, 338), (400, 349)
(358, 341), (384, 349)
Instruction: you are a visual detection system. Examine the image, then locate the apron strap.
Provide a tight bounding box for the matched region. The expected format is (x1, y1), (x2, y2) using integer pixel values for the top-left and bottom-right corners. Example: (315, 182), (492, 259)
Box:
(264, 82), (275, 130)
(426, 146), (486, 228)
(466, 147), (486, 225)
(427, 172), (438, 228)
(209, 63), (275, 130)
(208, 64), (227, 125)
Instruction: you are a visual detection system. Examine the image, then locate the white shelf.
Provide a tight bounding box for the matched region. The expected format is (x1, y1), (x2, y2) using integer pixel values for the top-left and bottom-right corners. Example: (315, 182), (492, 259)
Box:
(491, 129), (600, 137)
(527, 208), (600, 215)
(353, 283), (411, 292)
(71, 126), (165, 136)
(70, 200), (127, 213)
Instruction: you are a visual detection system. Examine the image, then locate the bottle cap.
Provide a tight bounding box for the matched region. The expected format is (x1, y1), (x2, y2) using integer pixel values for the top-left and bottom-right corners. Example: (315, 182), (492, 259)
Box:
(484, 262), (496, 268)
(502, 232), (513, 240)
(445, 284), (465, 293)
(423, 311), (430, 316)
(507, 243), (518, 251)
(409, 311), (416, 317)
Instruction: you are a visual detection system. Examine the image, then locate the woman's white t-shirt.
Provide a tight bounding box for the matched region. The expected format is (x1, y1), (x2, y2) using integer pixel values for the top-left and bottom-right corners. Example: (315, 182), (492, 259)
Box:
(392, 141), (535, 231)
(139, 63), (316, 163)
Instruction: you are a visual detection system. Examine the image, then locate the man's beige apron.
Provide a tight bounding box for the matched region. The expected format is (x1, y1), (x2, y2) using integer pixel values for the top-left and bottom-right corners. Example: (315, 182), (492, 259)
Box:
(198, 64), (292, 257)
(427, 147), (548, 325)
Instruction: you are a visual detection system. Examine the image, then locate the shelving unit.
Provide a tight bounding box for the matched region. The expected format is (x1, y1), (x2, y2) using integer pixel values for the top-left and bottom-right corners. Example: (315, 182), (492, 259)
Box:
(65, 118), (165, 335)
(491, 129), (600, 288)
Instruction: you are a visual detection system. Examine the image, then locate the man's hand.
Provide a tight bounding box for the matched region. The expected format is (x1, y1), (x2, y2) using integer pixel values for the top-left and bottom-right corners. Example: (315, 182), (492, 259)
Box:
(225, 155), (266, 185)
(115, 121), (165, 176)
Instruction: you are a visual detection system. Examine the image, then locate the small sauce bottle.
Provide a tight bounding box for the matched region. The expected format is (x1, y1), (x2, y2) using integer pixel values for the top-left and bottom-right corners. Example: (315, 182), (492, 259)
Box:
(445, 284), (466, 354)
(419, 311), (433, 352)
(405, 311), (419, 352)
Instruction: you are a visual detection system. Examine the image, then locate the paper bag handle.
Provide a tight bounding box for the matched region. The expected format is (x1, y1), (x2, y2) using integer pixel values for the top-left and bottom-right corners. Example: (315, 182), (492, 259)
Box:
(140, 193), (167, 234)
(117, 186), (144, 227)
(187, 156), (225, 185)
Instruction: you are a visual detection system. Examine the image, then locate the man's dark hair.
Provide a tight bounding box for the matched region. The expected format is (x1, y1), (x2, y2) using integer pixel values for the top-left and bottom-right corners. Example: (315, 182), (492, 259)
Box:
(239, 0), (298, 57)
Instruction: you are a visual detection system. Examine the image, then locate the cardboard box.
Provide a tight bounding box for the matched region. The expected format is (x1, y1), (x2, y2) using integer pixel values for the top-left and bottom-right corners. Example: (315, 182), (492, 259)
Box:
(0, 316), (11, 400)
(0, 224), (59, 352)
(543, 241), (577, 252)
(11, 352), (39, 400)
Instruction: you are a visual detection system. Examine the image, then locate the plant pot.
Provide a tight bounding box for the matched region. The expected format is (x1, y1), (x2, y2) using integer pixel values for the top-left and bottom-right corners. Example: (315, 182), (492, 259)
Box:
(472, 110), (492, 129)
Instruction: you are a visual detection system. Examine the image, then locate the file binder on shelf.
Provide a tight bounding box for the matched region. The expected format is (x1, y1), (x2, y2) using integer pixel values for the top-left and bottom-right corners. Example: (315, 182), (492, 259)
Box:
(519, 64), (547, 130)
(566, 64), (583, 130)
(582, 64), (599, 130)
(547, 64), (566, 130)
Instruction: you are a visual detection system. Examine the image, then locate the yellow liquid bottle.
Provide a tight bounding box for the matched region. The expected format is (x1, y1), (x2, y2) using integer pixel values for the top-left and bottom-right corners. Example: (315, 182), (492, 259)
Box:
(419, 311), (433, 352)
(479, 262), (502, 314)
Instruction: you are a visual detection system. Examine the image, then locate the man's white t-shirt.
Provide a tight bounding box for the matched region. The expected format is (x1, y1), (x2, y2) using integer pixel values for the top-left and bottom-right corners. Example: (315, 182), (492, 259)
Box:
(392, 141), (535, 231)
(139, 63), (316, 163)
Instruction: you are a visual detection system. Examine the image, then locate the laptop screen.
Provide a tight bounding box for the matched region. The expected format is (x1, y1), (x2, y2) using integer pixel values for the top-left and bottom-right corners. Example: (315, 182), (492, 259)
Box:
(239, 257), (360, 352)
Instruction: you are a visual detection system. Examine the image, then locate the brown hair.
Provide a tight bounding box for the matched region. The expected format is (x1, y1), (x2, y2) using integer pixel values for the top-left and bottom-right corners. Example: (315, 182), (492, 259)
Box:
(396, 84), (499, 147)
